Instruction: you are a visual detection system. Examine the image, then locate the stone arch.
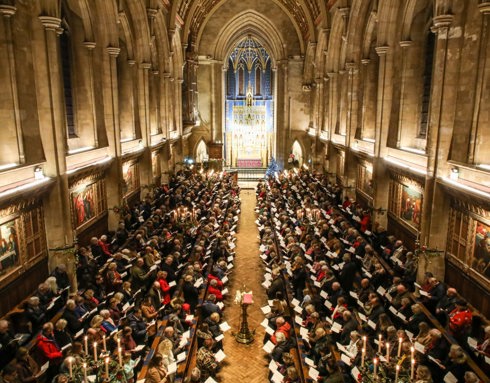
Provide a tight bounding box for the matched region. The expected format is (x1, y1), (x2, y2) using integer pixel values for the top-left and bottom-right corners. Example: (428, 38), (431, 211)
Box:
(326, 7), (349, 72)
(291, 140), (304, 166)
(194, 138), (208, 163)
(345, 0), (377, 63)
(210, 11), (287, 64)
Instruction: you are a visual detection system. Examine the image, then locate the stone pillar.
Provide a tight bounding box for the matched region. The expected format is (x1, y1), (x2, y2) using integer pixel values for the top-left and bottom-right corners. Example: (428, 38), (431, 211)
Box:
(372, 46), (391, 228)
(359, 58), (370, 135)
(139, 62), (153, 194)
(83, 41), (98, 148)
(345, 62), (358, 148)
(418, 15), (454, 280)
(275, 61), (288, 167)
(326, 72), (337, 136)
(162, 72), (171, 136)
(210, 62), (223, 142)
(38, 15), (77, 288)
(106, 46), (123, 230)
(0, 5), (24, 164)
(469, 2), (490, 163)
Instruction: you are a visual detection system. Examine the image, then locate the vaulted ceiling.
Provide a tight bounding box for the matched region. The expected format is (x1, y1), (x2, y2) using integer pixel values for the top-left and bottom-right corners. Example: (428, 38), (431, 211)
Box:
(168, 0), (339, 54)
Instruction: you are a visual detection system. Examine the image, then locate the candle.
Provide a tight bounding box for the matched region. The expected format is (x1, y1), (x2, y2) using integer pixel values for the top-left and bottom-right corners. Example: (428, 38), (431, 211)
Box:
(410, 346), (414, 361)
(118, 346), (123, 367)
(373, 358), (378, 379)
(83, 362), (88, 383)
(361, 348), (366, 368)
(93, 342), (98, 362)
(105, 357), (110, 378)
(397, 337), (402, 358)
(68, 357), (73, 378)
(103, 335), (107, 352)
(378, 334), (382, 353)
(395, 364), (400, 382)
(411, 358), (415, 380)
(84, 335), (88, 355)
(117, 336), (121, 351)
(385, 342), (390, 363)
(363, 336), (367, 351)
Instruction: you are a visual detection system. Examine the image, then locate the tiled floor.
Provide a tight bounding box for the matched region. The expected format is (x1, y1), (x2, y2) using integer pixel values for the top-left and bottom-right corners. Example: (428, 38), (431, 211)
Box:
(218, 190), (270, 382)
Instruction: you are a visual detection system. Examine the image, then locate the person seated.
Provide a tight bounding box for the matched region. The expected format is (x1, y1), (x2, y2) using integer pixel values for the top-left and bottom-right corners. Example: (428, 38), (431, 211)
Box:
(444, 344), (470, 382)
(25, 297), (46, 332)
(414, 365), (433, 383)
(36, 322), (63, 369)
(62, 300), (83, 335)
(196, 338), (219, 380)
(201, 294), (222, 320)
(271, 317), (291, 345)
(120, 326), (137, 353)
(146, 353), (168, 383)
(271, 332), (293, 363)
(50, 264), (70, 290)
(99, 309), (117, 334)
(54, 319), (72, 350)
(14, 346), (40, 383)
(448, 300), (473, 341)
(127, 308), (147, 345)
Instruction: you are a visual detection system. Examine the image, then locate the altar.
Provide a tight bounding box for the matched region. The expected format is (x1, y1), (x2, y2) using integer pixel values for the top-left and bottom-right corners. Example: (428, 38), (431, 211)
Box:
(236, 159), (262, 168)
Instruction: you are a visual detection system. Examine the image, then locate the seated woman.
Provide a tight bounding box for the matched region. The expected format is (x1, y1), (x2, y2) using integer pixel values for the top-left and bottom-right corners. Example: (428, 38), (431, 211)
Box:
(14, 347), (40, 383)
(146, 353), (168, 383)
(54, 319), (72, 349)
(99, 309), (117, 334)
(120, 326), (137, 353)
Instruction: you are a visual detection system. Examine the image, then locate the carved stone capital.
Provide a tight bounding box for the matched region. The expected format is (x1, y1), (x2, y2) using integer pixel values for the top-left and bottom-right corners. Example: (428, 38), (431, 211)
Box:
(375, 46), (390, 56)
(0, 5), (16, 17)
(83, 41), (96, 50)
(140, 62), (152, 69)
(106, 47), (121, 57)
(399, 40), (413, 48)
(127, 59), (136, 66)
(39, 16), (61, 31)
(478, 1), (490, 14)
(361, 58), (370, 65)
(432, 14), (454, 31)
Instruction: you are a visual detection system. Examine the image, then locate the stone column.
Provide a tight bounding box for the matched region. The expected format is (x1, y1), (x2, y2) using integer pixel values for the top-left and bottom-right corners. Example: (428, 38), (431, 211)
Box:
(418, 15), (453, 280)
(359, 58), (370, 135)
(139, 62), (153, 195)
(469, 2), (490, 163)
(106, 46), (123, 230)
(372, 46), (390, 228)
(38, 15), (77, 288)
(83, 41), (98, 148)
(345, 62), (358, 148)
(162, 72), (171, 136)
(326, 72), (337, 137)
(275, 61), (288, 167)
(0, 5), (24, 164)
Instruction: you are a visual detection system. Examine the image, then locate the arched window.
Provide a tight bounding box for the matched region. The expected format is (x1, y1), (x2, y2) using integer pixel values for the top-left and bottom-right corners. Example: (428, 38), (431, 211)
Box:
(238, 66), (245, 95)
(419, 32), (435, 138)
(255, 67), (261, 96)
(196, 140), (208, 163)
(60, 21), (76, 138)
(291, 140), (303, 166)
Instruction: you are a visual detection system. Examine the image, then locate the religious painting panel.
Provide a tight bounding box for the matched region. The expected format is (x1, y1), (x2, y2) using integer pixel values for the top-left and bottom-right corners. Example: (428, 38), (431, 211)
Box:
(357, 162), (373, 197)
(70, 179), (106, 230)
(388, 176), (423, 230)
(122, 161), (140, 197)
(447, 202), (490, 281)
(0, 202), (47, 285)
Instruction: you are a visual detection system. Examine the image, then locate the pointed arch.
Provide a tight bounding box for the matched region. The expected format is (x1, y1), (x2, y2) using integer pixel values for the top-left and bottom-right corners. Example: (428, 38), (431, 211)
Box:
(195, 139), (208, 163)
(291, 140), (304, 166)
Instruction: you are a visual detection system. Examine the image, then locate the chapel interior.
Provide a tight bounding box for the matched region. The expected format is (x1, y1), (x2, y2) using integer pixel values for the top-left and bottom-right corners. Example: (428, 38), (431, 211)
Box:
(0, 0), (490, 381)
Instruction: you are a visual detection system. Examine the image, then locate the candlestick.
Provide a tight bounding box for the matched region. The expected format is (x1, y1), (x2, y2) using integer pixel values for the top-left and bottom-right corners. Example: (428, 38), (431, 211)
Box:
(395, 364), (400, 382)
(103, 335), (107, 352)
(361, 348), (366, 368)
(83, 362), (88, 383)
(93, 342), (98, 362)
(84, 335), (88, 355)
(411, 358), (415, 380)
(397, 337), (402, 358)
(373, 358), (378, 379)
(105, 357), (110, 378)
(118, 346), (123, 367)
(378, 334), (382, 354)
(385, 342), (390, 362)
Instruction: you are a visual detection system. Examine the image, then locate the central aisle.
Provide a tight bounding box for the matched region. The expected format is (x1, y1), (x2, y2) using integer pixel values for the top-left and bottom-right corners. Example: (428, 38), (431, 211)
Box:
(219, 189), (269, 382)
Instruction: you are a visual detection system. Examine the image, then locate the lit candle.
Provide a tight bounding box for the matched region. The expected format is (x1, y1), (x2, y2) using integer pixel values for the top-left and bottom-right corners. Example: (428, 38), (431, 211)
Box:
(361, 348), (366, 368)
(363, 336), (367, 351)
(373, 358), (378, 379)
(117, 336), (121, 351)
(385, 342), (390, 363)
(84, 335), (88, 355)
(410, 346), (414, 361)
(67, 357), (73, 378)
(93, 342), (98, 362)
(83, 362), (88, 383)
(118, 346), (123, 367)
(395, 364), (400, 382)
(411, 358), (415, 380)
(378, 334), (382, 354)
(103, 334), (107, 352)
(105, 357), (110, 378)
(397, 337), (402, 358)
